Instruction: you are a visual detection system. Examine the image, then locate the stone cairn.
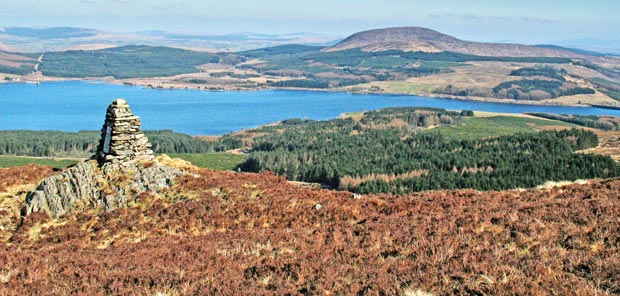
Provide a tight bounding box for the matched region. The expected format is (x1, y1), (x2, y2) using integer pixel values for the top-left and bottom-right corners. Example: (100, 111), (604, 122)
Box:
(95, 98), (154, 166)
(24, 98), (183, 217)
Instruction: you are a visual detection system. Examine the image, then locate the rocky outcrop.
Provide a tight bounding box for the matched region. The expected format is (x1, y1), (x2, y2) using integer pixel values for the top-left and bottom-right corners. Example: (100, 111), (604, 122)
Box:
(24, 161), (98, 217)
(24, 98), (185, 218)
(24, 160), (182, 217)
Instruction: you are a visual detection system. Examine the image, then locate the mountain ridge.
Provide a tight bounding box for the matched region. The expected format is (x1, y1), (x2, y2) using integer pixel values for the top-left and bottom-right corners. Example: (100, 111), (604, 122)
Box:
(2, 26), (101, 39)
(0, 26), (340, 52)
(324, 26), (596, 59)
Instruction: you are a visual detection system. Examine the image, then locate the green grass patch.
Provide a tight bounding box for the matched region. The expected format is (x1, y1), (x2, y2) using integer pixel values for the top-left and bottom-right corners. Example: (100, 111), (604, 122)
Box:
(0, 156), (79, 169)
(342, 111), (364, 117)
(169, 153), (249, 171)
(429, 116), (575, 140)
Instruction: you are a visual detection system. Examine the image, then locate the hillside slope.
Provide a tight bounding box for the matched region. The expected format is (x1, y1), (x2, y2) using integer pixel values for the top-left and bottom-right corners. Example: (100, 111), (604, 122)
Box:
(325, 27), (594, 59)
(0, 43), (21, 52)
(0, 165), (619, 295)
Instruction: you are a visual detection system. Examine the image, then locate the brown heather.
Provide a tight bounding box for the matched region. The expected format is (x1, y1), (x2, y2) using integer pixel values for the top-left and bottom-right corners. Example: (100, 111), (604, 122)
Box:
(0, 165), (55, 193)
(0, 166), (619, 295)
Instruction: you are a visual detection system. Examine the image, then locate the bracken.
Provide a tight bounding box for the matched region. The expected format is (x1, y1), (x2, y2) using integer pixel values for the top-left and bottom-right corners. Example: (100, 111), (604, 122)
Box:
(0, 168), (619, 295)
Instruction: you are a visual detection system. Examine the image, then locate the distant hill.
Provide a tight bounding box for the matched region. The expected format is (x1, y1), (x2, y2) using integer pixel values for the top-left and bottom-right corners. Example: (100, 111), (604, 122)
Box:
(62, 44), (118, 51)
(0, 27), (340, 52)
(535, 44), (609, 57)
(325, 27), (597, 59)
(556, 38), (620, 56)
(38, 45), (232, 78)
(0, 42), (21, 52)
(0, 50), (37, 75)
(239, 44), (324, 57)
(2, 27), (100, 39)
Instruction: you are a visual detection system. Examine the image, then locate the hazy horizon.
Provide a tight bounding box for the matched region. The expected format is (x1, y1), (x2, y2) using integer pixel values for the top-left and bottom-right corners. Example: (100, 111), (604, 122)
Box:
(1, 0), (619, 45)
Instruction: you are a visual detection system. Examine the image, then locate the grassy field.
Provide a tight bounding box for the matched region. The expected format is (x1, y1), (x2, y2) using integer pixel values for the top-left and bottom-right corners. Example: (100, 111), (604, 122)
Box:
(0, 153), (248, 171)
(169, 153), (248, 171)
(0, 156), (79, 169)
(348, 81), (436, 94)
(429, 115), (575, 140)
(342, 111), (363, 117)
(342, 62), (617, 105)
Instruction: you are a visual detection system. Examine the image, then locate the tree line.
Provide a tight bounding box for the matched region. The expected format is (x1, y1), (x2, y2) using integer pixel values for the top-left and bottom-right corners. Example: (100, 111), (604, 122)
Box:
(510, 66), (567, 81)
(526, 113), (620, 131)
(0, 130), (243, 157)
(39, 45), (242, 79)
(239, 108), (617, 193)
(491, 79), (595, 101)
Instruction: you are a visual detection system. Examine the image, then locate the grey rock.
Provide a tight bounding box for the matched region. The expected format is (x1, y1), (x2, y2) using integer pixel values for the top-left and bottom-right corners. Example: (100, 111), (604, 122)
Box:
(24, 161), (98, 217)
(24, 98), (185, 218)
(24, 160), (183, 217)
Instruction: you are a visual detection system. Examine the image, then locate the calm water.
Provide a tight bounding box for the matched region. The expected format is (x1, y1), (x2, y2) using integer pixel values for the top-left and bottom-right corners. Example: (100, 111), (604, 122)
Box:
(2, 81), (620, 135)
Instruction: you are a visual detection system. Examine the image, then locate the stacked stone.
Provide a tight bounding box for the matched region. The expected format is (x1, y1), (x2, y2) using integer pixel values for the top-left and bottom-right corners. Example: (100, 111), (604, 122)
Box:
(96, 98), (154, 166)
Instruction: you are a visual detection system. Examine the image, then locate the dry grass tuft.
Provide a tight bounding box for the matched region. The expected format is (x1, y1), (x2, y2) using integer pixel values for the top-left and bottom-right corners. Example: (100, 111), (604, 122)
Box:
(156, 154), (196, 170)
(403, 288), (434, 296)
(536, 179), (589, 190)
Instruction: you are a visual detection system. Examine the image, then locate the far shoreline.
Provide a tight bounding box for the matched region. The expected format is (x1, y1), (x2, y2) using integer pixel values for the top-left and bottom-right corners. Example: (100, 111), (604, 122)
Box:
(3, 77), (620, 136)
(1, 75), (610, 109)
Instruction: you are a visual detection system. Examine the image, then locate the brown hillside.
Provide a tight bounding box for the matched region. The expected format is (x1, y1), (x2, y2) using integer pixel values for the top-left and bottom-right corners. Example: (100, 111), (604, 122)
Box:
(325, 27), (591, 59)
(0, 165), (55, 192)
(63, 43), (117, 51)
(0, 51), (35, 69)
(0, 164), (619, 295)
(0, 43), (22, 53)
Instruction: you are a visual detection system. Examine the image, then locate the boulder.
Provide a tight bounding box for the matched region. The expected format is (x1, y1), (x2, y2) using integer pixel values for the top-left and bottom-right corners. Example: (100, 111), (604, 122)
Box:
(24, 160), (183, 217)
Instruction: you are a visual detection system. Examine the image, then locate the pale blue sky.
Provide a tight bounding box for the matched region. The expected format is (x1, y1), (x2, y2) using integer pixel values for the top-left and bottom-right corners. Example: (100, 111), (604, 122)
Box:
(1, 0), (618, 43)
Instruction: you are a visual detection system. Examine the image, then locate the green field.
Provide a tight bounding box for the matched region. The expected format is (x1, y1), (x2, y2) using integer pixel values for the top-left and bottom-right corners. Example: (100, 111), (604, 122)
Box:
(169, 153), (249, 171)
(341, 111), (364, 117)
(429, 116), (575, 140)
(0, 156), (79, 169)
(0, 153), (248, 171)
